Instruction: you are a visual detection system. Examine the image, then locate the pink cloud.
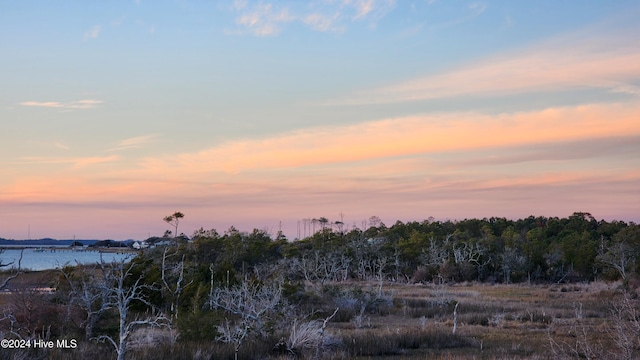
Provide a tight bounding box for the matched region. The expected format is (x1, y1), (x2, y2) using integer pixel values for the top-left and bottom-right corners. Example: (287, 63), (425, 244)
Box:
(3, 102), (639, 239)
(19, 99), (103, 109)
(139, 102), (640, 175)
(19, 155), (118, 168)
(83, 25), (101, 41)
(337, 27), (640, 104)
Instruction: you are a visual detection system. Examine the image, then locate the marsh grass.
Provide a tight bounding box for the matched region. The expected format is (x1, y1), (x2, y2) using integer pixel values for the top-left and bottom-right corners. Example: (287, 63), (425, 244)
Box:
(339, 326), (471, 357)
(1, 278), (636, 359)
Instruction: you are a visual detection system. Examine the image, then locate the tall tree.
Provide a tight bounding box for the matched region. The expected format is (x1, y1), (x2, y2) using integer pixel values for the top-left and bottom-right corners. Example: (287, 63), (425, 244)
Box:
(163, 211), (185, 243)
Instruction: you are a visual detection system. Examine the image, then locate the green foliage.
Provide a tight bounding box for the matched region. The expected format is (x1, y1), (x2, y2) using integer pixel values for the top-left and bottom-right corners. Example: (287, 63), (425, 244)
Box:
(6, 213), (640, 360)
(177, 310), (221, 341)
(126, 256), (163, 311)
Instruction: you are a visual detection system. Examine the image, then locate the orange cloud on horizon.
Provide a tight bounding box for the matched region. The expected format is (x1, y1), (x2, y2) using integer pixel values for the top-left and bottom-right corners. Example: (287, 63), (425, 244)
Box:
(148, 102), (640, 175)
(3, 102), (639, 217)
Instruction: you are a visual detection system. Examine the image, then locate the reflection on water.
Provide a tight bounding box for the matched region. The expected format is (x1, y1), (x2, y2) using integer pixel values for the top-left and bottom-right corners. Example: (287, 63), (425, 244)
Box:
(0, 248), (135, 271)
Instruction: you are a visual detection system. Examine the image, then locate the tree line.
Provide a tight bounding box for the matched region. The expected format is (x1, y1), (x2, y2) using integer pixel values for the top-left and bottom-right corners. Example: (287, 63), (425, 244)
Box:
(186, 212), (639, 285)
(1, 211), (638, 359)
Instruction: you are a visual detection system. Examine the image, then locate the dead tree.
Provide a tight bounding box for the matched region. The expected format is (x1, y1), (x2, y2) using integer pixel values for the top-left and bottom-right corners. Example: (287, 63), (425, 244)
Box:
(209, 280), (284, 360)
(282, 308), (340, 359)
(0, 249), (23, 291)
(607, 291), (640, 359)
(597, 238), (635, 280)
(95, 259), (169, 360)
(292, 251), (350, 289)
(420, 236), (451, 271)
(548, 302), (603, 359)
(374, 256), (388, 296)
(59, 264), (112, 339)
(316, 307), (339, 360)
(0, 309), (23, 340)
(161, 248), (190, 320)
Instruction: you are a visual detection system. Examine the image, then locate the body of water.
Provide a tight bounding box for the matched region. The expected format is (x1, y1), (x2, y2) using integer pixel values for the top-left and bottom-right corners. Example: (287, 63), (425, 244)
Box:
(0, 248), (135, 271)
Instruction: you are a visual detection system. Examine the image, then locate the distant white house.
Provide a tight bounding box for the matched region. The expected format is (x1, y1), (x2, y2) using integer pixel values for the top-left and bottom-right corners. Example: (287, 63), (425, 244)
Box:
(132, 241), (150, 250)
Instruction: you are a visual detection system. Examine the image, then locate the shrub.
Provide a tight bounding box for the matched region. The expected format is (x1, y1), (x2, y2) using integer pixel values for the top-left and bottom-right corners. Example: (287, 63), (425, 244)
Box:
(285, 319), (323, 355)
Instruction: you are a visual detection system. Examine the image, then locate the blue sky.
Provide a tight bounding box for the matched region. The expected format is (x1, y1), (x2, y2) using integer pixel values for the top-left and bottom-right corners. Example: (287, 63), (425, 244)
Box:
(2, 1), (639, 240)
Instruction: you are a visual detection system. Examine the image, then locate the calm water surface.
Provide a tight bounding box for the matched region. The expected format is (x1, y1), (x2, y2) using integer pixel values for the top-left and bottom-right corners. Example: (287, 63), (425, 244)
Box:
(0, 248), (134, 271)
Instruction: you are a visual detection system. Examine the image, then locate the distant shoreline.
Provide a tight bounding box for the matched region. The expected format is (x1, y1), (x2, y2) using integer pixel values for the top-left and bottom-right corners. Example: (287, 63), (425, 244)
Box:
(0, 246), (138, 254)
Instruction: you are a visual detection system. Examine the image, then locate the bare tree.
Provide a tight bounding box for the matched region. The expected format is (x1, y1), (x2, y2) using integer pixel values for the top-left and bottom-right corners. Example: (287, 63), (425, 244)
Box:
(216, 318), (250, 360)
(421, 235), (451, 267)
(606, 291), (640, 359)
(374, 256), (388, 296)
(0, 249), (23, 291)
(548, 302), (603, 360)
(418, 235), (451, 282)
(597, 237), (635, 280)
(282, 308), (340, 359)
(291, 251), (350, 289)
(209, 280), (285, 360)
(392, 243), (403, 282)
(316, 307), (339, 360)
(453, 242), (486, 266)
(161, 247), (191, 320)
(285, 318), (323, 355)
(0, 309), (24, 340)
(59, 264), (112, 339)
(94, 259), (169, 360)
(548, 292), (640, 359)
(452, 302), (459, 335)
(501, 247), (526, 284)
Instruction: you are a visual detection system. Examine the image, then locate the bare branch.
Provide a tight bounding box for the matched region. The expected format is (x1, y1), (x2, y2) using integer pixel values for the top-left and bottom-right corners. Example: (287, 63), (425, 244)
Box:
(210, 280), (286, 358)
(0, 249), (23, 291)
(92, 258), (169, 360)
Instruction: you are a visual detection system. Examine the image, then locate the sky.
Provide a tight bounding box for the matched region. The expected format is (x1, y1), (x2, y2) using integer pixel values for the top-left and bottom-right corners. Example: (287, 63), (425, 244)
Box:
(1, 0), (639, 240)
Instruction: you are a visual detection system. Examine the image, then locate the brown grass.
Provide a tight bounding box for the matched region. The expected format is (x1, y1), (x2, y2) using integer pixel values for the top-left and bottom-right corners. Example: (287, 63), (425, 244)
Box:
(315, 280), (633, 359)
(1, 275), (637, 359)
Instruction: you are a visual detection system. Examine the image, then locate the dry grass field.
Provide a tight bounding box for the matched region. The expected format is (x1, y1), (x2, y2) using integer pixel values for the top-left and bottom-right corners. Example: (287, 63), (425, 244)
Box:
(312, 280), (637, 359)
(1, 268), (638, 360)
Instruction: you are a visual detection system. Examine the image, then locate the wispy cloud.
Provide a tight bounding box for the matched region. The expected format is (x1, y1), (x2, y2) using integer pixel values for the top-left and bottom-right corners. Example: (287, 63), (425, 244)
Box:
(610, 84), (640, 96)
(141, 102), (640, 175)
(5, 102), (638, 236)
(334, 25), (640, 104)
(19, 155), (119, 168)
(227, 0), (396, 36)
(350, 0), (374, 20)
(303, 13), (342, 32)
(54, 142), (70, 150)
(108, 134), (160, 152)
(231, 3), (294, 36)
(344, 0), (396, 22)
(83, 25), (101, 41)
(467, 2), (487, 17)
(444, 135), (640, 168)
(19, 99), (103, 110)
(231, 0), (247, 10)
